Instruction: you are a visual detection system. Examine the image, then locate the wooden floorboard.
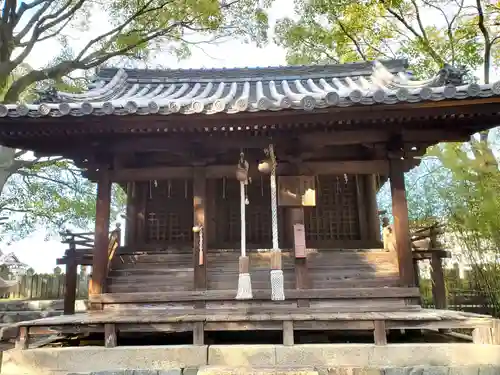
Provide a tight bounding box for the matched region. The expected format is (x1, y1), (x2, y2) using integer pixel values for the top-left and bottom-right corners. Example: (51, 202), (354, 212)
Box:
(13, 308), (493, 327)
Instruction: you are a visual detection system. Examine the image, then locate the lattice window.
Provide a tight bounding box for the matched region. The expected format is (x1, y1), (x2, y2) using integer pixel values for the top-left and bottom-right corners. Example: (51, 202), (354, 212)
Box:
(145, 179), (193, 244)
(214, 177), (286, 248)
(305, 175), (360, 243)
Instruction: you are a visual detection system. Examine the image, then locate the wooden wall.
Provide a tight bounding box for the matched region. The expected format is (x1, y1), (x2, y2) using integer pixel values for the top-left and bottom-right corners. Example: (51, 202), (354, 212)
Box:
(125, 174), (379, 250)
(108, 249), (399, 293)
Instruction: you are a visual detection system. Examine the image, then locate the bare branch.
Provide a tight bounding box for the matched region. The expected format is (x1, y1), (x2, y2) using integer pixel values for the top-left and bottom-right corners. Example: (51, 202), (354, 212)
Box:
(17, 15), (73, 47)
(14, 0), (48, 28)
(13, 0), (85, 67)
(14, 0), (54, 47)
(476, 0), (491, 83)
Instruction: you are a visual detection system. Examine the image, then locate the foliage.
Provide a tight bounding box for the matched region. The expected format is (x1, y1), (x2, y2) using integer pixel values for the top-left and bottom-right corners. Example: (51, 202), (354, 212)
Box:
(0, 0), (268, 241)
(0, 155), (126, 242)
(0, 0), (270, 102)
(273, 0), (499, 80)
(273, 0), (500, 315)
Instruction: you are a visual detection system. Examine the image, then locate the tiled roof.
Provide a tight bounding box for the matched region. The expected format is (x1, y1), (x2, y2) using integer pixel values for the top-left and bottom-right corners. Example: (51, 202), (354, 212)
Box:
(1, 60), (498, 118)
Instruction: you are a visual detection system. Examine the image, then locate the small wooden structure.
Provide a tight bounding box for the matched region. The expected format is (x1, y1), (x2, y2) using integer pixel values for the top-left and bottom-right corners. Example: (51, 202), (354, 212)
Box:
(1, 59), (499, 348)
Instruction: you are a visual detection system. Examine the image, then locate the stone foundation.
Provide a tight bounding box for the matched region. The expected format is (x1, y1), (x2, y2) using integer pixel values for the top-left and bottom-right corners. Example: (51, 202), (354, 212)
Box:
(2, 344), (500, 375)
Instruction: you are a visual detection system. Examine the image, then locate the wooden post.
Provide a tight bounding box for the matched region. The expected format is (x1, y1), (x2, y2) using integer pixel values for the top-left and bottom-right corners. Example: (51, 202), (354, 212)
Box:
(389, 154), (415, 287)
(135, 182), (147, 244)
(63, 239), (77, 315)
(283, 321), (294, 346)
(355, 175), (368, 240)
(124, 182), (136, 246)
(430, 252), (447, 309)
(289, 207), (310, 307)
(89, 171), (112, 301)
(365, 174), (381, 242)
(193, 168), (207, 291)
(104, 323), (117, 348)
(193, 322), (204, 345)
(373, 320), (387, 345)
(15, 327), (29, 350)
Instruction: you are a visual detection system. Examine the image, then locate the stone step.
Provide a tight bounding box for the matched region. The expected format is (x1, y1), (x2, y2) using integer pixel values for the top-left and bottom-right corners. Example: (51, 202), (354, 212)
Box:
(196, 367), (318, 375)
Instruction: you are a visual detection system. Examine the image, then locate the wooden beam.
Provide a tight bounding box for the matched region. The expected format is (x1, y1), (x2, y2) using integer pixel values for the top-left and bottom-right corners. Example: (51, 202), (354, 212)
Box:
(29, 129), (472, 157)
(193, 167), (207, 291)
(102, 159), (420, 182)
(389, 153), (415, 287)
(89, 172), (112, 302)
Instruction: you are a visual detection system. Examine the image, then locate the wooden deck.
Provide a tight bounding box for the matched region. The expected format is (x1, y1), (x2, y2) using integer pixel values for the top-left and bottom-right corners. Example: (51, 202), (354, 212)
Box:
(12, 305), (498, 349)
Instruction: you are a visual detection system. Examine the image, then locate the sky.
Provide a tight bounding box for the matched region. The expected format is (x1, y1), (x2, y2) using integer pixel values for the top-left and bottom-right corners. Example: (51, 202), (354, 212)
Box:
(3, 0), (497, 273)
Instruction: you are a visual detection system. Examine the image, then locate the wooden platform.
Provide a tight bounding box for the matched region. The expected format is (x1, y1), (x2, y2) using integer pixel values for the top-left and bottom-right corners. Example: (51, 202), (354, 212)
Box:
(12, 305), (498, 349)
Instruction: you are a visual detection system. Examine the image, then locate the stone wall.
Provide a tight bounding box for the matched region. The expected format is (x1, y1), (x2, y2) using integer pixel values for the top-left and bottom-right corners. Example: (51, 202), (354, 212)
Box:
(2, 344), (500, 375)
(59, 366), (500, 375)
(0, 299), (87, 340)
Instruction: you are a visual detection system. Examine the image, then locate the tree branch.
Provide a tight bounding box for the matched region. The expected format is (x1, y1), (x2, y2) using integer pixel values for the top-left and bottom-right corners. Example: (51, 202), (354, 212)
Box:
(12, 0), (85, 67)
(379, 0), (445, 66)
(13, 0), (54, 48)
(16, 170), (82, 192)
(476, 0), (491, 83)
(336, 19), (367, 60)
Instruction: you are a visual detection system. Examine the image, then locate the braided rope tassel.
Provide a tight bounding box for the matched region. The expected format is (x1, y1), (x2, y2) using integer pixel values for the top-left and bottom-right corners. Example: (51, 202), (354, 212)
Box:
(236, 152), (252, 300)
(269, 144), (285, 301)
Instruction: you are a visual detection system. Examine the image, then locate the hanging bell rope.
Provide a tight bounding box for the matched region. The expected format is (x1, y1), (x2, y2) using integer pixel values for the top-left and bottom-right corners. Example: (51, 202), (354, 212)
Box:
(193, 225), (204, 265)
(235, 150), (253, 300)
(266, 144), (285, 301)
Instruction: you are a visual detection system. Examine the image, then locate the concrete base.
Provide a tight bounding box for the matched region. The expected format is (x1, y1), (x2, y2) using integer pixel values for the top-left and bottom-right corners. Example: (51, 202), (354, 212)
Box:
(2, 344), (500, 375)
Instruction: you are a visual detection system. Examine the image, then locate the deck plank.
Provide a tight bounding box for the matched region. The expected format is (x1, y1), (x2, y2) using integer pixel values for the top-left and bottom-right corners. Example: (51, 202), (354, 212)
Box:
(12, 307), (493, 328)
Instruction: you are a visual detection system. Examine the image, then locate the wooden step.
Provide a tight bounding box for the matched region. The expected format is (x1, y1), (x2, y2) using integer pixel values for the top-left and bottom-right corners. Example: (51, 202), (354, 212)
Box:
(91, 287), (421, 304)
(109, 268), (194, 277)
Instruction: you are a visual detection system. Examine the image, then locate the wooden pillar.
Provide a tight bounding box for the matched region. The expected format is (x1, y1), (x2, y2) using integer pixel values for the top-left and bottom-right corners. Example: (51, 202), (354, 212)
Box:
(193, 168), (207, 291)
(430, 252), (447, 309)
(15, 327), (29, 350)
(365, 174), (381, 242)
(135, 182), (147, 244)
(89, 172), (112, 299)
(124, 182), (136, 246)
(63, 241), (77, 315)
(355, 175), (368, 240)
(389, 156), (415, 287)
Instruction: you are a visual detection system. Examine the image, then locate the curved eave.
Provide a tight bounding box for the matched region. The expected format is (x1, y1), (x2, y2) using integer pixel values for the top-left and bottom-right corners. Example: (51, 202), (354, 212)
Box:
(2, 61), (493, 119)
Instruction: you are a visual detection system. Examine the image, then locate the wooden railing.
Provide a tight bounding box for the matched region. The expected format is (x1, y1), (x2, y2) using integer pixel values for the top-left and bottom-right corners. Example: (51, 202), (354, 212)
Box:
(382, 217), (450, 309)
(57, 224), (121, 315)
